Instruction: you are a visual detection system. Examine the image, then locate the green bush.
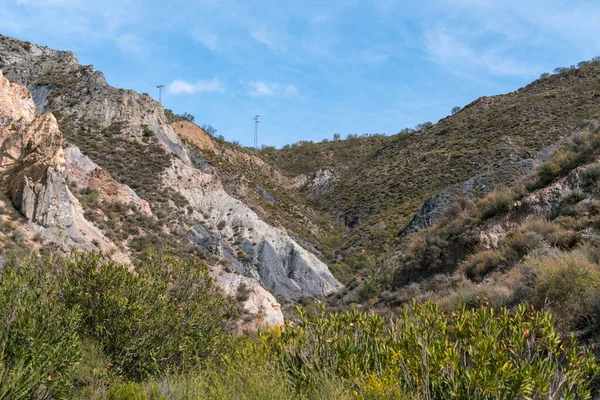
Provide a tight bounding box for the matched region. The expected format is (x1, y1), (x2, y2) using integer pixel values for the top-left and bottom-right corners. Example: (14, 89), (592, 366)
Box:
(499, 230), (544, 263)
(458, 250), (505, 281)
(476, 188), (515, 220)
(0, 259), (81, 399)
(103, 342), (353, 400)
(581, 163), (600, 188)
(530, 130), (600, 190)
(263, 302), (600, 399)
(524, 251), (600, 334)
(58, 252), (235, 380)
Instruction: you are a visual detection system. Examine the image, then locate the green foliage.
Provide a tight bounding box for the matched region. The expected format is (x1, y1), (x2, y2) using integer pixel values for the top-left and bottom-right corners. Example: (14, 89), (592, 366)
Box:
(164, 109), (195, 124)
(523, 251), (600, 334)
(58, 252), (235, 380)
(263, 302), (600, 399)
(103, 342), (353, 400)
(476, 188), (516, 220)
(177, 112), (195, 123)
(530, 129), (600, 190)
(0, 250), (599, 399)
(0, 259), (81, 399)
(458, 250), (505, 281)
(200, 124), (217, 136)
(581, 163), (600, 188)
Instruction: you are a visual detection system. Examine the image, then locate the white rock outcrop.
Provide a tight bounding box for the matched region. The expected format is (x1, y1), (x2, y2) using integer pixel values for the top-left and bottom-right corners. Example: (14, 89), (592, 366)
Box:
(165, 158), (343, 301)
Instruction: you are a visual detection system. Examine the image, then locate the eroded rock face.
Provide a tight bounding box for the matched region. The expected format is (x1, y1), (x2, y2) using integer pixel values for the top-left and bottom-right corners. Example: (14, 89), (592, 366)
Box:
(213, 266), (284, 330)
(0, 70), (128, 262)
(171, 121), (215, 152)
(164, 158), (343, 300)
(306, 168), (336, 197)
(0, 71), (72, 227)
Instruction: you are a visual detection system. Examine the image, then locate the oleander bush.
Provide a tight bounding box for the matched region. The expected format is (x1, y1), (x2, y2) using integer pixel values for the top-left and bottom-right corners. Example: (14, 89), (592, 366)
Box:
(262, 302), (600, 400)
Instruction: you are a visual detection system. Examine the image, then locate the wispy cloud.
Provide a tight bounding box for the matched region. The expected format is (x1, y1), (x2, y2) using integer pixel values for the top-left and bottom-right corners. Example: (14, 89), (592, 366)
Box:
(251, 27), (283, 50)
(115, 34), (145, 58)
(191, 28), (220, 52)
(248, 81), (298, 97)
(424, 30), (539, 77)
(168, 79), (225, 95)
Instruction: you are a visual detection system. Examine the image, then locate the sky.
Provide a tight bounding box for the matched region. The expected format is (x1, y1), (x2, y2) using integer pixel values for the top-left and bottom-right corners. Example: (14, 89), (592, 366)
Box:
(2, 0), (600, 148)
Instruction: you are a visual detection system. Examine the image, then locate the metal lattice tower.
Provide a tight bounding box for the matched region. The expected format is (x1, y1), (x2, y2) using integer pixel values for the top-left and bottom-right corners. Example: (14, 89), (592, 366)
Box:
(254, 115), (260, 150)
(156, 85), (165, 104)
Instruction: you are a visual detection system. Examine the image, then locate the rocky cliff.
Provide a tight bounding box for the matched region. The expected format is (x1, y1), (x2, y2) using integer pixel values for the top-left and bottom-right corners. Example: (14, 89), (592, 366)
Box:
(0, 35), (342, 325)
(0, 70), (128, 260)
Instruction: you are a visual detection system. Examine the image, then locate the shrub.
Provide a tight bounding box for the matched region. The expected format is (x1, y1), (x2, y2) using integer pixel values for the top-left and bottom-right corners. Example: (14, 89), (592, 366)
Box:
(58, 252), (235, 379)
(236, 283), (251, 302)
(581, 163), (600, 188)
(406, 230), (448, 272)
(499, 230), (543, 263)
(534, 149), (577, 187)
(519, 218), (579, 250)
(524, 251), (600, 333)
(0, 259), (81, 399)
(458, 250), (505, 281)
(476, 188), (515, 220)
(264, 302), (600, 399)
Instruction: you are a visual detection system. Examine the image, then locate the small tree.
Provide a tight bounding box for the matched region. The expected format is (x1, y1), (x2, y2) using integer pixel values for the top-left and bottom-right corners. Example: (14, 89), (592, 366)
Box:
(539, 72), (550, 79)
(451, 106), (461, 115)
(415, 122), (433, 131)
(177, 112), (195, 123)
(333, 133), (341, 141)
(201, 124), (217, 136)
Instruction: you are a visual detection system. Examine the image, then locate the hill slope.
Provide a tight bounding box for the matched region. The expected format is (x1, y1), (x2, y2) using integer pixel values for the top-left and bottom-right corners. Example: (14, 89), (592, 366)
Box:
(262, 64), (600, 252)
(0, 35), (344, 327)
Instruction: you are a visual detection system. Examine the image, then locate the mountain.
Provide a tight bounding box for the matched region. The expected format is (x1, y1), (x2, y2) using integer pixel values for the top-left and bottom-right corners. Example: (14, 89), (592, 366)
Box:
(0, 35), (343, 330)
(2, 33), (600, 320)
(2, 34), (600, 398)
(261, 63), (600, 251)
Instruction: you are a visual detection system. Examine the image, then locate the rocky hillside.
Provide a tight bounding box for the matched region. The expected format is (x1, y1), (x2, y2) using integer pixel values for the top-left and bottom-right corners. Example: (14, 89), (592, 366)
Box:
(3, 33), (600, 326)
(0, 35), (343, 329)
(344, 125), (600, 342)
(262, 63), (600, 253)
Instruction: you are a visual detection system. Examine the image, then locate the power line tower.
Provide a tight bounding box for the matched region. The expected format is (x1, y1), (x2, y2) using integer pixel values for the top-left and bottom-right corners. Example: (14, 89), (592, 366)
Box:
(254, 115), (260, 150)
(156, 85), (165, 104)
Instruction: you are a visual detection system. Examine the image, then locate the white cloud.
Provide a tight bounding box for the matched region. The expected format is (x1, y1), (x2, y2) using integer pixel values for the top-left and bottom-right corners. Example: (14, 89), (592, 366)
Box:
(248, 81), (297, 97)
(251, 28), (280, 50)
(191, 28), (220, 52)
(168, 79), (225, 95)
(424, 30), (539, 77)
(115, 34), (145, 58)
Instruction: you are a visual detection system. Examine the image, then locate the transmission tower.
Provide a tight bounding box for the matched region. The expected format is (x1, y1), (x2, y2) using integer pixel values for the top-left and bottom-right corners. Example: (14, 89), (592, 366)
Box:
(254, 115), (260, 150)
(156, 85), (165, 104)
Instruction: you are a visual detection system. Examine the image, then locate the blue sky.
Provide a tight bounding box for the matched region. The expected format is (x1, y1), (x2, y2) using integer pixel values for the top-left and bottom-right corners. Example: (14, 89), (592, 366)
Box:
(2, 0), (600, 147)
